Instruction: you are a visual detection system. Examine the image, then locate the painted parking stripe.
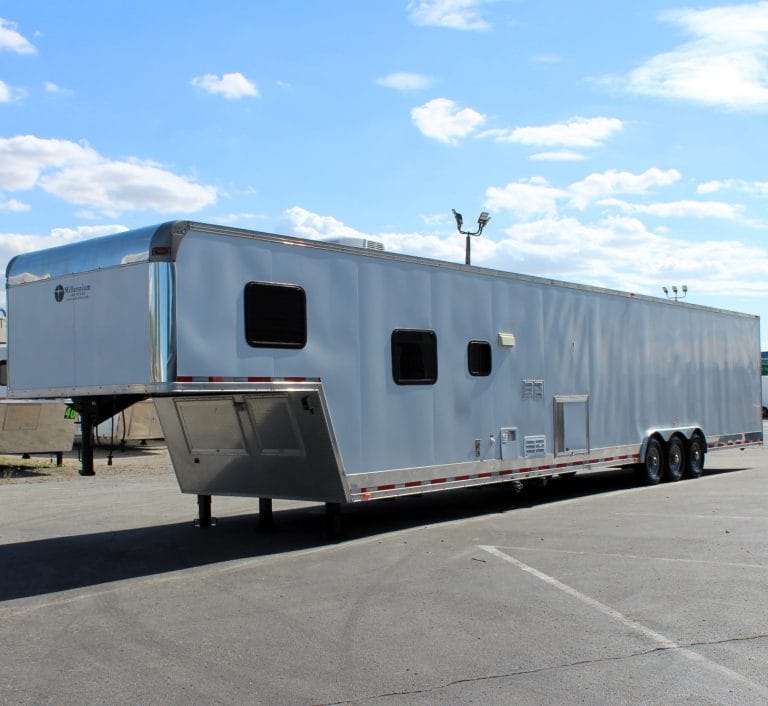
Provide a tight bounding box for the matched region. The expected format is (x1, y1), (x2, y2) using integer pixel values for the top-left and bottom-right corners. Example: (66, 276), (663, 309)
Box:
(481, 545), (768, 698)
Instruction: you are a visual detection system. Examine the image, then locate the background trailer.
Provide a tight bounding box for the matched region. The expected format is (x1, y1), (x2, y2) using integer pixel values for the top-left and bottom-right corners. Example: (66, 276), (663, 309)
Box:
(5, 221), (762, 524)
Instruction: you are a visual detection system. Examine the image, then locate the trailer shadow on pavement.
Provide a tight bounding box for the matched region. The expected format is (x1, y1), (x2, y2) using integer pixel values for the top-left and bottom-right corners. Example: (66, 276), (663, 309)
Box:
(0, 465), (748, 602)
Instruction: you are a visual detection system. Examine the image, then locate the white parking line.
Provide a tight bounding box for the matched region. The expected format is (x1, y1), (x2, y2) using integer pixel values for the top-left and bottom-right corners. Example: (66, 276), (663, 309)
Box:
(495, 544), (768, 570)
(481, 545), (768, 697)
(615, 511), (767, 521)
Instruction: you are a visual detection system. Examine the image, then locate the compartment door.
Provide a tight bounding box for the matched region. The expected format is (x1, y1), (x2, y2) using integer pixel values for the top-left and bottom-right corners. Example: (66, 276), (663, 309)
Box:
(554, 395), (589, 456)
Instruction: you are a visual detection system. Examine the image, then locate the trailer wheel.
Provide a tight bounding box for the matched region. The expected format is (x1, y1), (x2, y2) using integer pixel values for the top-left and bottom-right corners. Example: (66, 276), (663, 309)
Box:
(685, 435), (706, 478)
(664, 436), (685, 482)
(638, 438), (663, 485)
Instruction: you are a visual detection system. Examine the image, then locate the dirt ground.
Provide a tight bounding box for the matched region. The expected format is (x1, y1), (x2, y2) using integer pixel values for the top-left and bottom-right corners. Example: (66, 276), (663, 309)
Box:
(0, 441), (173, 484)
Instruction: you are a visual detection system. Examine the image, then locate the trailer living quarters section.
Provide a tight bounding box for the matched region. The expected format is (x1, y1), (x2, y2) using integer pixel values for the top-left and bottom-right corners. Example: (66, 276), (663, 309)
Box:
(5, 221), (763, 520)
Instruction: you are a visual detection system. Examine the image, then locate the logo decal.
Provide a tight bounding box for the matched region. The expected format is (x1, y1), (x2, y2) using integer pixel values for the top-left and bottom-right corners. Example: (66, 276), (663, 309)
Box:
(54, 283), (91, 302)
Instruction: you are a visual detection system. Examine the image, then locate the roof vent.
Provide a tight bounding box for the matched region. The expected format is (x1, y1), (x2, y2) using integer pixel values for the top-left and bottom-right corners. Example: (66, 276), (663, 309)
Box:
(323, 236), (384, 251)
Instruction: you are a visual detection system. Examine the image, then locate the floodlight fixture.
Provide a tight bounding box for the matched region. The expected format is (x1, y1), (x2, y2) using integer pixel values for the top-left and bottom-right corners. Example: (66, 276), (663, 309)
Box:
(663, 284), (688, 302)
(452, 208), (491, 265)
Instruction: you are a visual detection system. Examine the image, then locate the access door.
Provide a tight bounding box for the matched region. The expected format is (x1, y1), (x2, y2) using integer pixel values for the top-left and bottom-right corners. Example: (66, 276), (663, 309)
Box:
(554, 395), (589, 456)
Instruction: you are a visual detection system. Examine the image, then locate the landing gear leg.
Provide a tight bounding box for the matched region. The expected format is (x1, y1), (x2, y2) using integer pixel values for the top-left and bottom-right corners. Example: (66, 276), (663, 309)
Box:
(258, 498), (274, 530)
(79, 404), (95, 476)
(324, 502), (343, 540)
(195, 494), (214, 528)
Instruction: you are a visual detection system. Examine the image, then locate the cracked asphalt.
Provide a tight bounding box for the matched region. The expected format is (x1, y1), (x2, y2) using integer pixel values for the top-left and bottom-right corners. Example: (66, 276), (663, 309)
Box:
(1, 442), (768, 704)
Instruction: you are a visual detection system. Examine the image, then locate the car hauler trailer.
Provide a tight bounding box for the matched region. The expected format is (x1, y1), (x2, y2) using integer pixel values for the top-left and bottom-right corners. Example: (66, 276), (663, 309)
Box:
(5, 221), (762, 525)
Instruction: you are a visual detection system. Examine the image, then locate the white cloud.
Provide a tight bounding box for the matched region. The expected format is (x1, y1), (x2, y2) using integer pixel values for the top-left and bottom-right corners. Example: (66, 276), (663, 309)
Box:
(48, 224), (129, 241)
(0, 79), (26, 103)
(484, 169), (686, 217)
(530, 151), (587, 162)
(492, 215), (768, 297)
(481, 116), (624, 148)
(191, 72), (259, 99)
(484, 178), (567, 218)
(0, 18), (35, 54)
(280, 206), (366, 240)
(622, 1), (768, 110)
(0, 198), (30, 212)
(407, 0), (493, 31)
(697, 178), (768, 196)
(0, 135), (216, 215)
(39, 160), (217, 215)
(411, 97), (486, 144)
(0, 135), (98, 190)
(598, 198), (742, 220)
(419, 212), (451, 226)
(376, 72), (435, 91)
(532, 54), (562, 65)
(568, 168), (681, 209)
(43, 82), (72, 95)
(211, 212), (269, 226)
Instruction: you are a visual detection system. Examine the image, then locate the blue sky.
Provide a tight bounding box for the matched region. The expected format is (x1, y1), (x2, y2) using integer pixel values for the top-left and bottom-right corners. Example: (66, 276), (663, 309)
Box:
(3, 1), (768, 345)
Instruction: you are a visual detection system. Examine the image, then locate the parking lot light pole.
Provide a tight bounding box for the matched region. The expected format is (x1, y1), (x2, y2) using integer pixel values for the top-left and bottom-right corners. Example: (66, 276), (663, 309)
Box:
(452, 209), (490, 266)
(662, 284), (688, 302)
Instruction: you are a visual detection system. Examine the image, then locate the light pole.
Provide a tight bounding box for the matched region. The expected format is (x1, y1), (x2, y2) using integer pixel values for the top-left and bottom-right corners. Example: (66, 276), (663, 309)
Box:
(452, 209), (490, 265)
(662, 285), (688, 301)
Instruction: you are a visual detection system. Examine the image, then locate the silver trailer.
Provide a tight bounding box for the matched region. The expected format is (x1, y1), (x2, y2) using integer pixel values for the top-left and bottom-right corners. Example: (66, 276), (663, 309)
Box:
(5, 221), (762, 523)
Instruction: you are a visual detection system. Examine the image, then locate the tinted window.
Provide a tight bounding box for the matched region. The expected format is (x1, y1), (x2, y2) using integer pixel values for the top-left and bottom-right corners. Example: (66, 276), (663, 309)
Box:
(392, 329), (437, 385)
(244, 282), (306, 348)
(468, 340), (492, 376)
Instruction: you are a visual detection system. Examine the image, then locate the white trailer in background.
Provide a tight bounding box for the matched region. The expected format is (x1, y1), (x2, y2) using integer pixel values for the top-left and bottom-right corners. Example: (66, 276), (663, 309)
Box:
(93, 399), (164, 447)
(5, 221), (762, 526)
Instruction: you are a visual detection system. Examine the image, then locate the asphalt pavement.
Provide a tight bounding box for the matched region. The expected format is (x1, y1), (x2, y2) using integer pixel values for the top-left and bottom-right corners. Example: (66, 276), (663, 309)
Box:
(1, 442), (767, 705)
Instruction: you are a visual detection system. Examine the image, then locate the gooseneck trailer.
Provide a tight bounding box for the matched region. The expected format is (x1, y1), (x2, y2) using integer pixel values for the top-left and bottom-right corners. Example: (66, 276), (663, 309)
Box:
(5, 221), (762, 525)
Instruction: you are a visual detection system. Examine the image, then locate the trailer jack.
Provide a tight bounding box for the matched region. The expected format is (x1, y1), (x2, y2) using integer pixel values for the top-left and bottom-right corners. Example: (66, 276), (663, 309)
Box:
(258, 498), (273, 530)
(194, 494), (216, 528)
(324, 502), (344, 540)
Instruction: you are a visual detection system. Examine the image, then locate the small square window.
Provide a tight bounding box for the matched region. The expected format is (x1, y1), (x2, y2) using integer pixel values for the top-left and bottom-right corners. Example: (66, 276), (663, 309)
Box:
(468, 340), (492, 376)
(392, 329), (437, 385)
(244, 282), (306, 349)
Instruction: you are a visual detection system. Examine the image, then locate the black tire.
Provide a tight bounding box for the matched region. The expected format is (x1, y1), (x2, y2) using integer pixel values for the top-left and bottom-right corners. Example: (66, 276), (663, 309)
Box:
(685, 435), (706, 478)
(638, 437), (663, 485)
(665, 436), (685, 482)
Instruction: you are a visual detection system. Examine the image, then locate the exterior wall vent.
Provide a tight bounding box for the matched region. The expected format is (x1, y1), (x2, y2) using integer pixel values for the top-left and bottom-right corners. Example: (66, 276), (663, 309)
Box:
(524, 435), (546, 458)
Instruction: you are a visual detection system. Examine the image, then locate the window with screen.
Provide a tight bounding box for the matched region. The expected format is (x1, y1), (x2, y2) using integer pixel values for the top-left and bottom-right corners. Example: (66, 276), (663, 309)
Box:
(244, 282), (307, 348)
(468, 340), (492, 376)
(391, 329), (437, 385)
